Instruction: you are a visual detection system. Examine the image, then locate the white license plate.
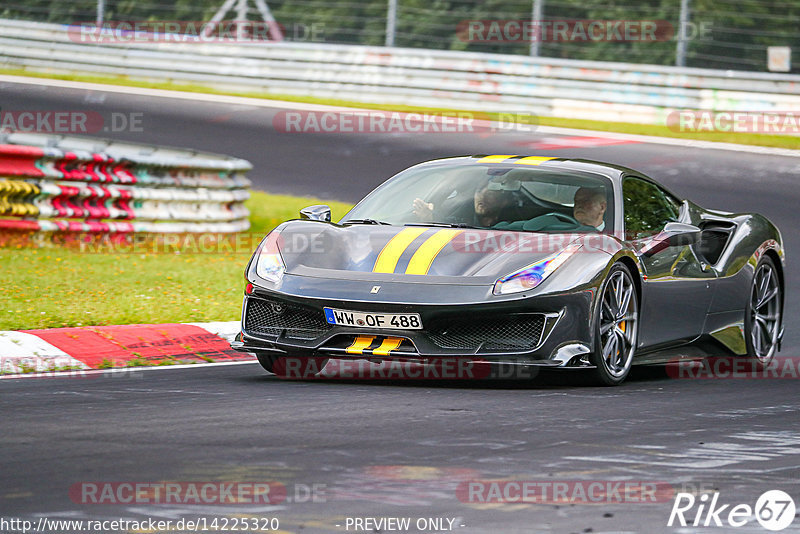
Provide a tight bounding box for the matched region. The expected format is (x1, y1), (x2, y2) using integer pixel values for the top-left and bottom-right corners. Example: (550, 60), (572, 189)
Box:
(323, 307), (423, 329)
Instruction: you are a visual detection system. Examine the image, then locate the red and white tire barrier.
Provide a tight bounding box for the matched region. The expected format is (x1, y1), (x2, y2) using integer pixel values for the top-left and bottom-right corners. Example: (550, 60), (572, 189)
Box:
(0, 321), (252, 376)
(0, 131), (252, 235)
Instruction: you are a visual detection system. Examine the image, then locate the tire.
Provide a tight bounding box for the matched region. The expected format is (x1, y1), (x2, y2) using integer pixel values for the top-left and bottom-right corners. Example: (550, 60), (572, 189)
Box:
(589, 263), (639, 386)
(256, 353), (328, 378)
(744, 256), (782, 368)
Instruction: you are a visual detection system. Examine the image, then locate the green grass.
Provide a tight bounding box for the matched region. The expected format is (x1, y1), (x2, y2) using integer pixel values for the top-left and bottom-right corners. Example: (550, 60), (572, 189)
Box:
(2, 67), (799, 150)
(0, 191), (353, 331)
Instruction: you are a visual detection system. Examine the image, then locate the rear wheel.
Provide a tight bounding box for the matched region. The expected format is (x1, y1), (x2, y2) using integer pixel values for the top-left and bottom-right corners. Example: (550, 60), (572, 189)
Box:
(744, 256), (782, 367)
(590, 264), (639, 386)
(256, 353), (327, 378)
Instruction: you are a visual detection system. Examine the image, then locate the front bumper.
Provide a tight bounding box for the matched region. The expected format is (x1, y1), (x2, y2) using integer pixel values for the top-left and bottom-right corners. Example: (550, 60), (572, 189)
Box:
(231, 283), (597, 367)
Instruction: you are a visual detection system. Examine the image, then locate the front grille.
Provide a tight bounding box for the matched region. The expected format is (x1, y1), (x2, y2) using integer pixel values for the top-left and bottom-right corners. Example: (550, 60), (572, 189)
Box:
(244, 298), (332, 340)
(426, 314), (546, 351)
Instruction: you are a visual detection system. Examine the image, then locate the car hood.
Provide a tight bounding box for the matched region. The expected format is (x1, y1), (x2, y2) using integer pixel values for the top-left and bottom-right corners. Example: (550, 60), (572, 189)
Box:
(273, 220), (585, 285)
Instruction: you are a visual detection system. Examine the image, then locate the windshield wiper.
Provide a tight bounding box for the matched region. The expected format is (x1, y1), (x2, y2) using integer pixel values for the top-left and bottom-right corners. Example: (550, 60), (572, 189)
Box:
(342, 218), (391, 225)
(404, 222), (481, 229)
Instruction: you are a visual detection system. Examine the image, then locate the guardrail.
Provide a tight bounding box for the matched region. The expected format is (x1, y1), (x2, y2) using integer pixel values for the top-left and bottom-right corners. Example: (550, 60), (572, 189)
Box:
(1, 19), (800, 126)
(0, 131), (251, 234)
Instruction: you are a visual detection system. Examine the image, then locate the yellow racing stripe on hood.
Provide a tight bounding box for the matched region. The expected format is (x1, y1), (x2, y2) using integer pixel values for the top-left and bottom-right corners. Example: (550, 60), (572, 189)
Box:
(373, 227), (427, 273)
(405, 229), (463, 275)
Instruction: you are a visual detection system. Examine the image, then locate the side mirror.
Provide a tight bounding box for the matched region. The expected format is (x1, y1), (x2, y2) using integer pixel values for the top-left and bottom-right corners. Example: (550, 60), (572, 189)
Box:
(300, 204), (331, 222)
(639, 222), (702, 257)
(678, 200), (692, 223)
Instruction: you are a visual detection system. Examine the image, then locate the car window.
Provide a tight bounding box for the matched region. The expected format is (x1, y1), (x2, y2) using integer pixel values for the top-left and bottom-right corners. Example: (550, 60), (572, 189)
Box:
(622, 176), (680, 239)
(520, 181), (577, 204)
(343, 162), (614, 233)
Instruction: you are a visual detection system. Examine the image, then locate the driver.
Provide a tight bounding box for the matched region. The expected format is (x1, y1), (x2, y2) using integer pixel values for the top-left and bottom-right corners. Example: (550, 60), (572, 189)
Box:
(573, 187), (607, 230)
(413, 184), (516, 227)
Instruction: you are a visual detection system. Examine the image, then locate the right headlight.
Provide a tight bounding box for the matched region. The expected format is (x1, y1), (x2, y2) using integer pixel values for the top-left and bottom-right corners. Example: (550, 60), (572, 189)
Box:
(493, 243), (582, 295)
(255, 232), (285, 284)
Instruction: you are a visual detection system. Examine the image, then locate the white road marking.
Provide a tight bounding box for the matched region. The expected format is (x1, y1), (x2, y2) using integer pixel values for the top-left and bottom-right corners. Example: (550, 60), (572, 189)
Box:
(0, 359), (257, 381)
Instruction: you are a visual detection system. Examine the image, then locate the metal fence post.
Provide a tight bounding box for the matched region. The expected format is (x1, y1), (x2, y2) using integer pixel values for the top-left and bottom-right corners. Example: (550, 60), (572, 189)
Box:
(530, 0), (543, 57)
(676, 0), (690, 67)
(96, 0), (105, 26)
(385, 0), (397, 47)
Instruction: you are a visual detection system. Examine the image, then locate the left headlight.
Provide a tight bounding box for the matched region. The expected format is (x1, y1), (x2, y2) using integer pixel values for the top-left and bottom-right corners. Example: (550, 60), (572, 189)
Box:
(255, 232), (285, 284)
(493, 243), (582, 295)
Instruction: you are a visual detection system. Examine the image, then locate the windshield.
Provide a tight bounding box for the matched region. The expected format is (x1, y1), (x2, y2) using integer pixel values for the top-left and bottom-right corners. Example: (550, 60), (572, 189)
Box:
(343, 162), (614, 233)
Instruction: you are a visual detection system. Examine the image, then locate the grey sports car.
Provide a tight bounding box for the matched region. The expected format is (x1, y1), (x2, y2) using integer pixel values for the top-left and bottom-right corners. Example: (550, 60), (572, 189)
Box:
(231, 155), (785, 385)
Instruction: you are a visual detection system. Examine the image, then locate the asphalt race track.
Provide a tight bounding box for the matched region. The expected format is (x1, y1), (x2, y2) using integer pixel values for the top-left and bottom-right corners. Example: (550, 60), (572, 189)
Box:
(2, 79), (800, 533)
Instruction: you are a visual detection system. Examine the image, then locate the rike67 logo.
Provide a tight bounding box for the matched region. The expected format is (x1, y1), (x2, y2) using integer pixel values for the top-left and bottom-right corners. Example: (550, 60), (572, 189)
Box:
(668, 490), (796, 531)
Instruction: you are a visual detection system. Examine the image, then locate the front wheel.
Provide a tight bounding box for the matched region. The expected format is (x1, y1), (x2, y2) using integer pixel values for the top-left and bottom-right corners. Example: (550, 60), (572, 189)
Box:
(256, 354), (327, 378)
(744, 256), (782, 367)
(590, 264), (639, 386)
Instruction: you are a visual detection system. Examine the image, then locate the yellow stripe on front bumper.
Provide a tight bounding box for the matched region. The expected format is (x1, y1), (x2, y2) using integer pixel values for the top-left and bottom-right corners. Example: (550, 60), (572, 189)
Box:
(477, 155), (518, 163)
(513, 156), (556, 166)
(405, 229), (463, 275)
(373, 227), (427, 273)
(346, 335), (376, 355)
(372, 337), (404, 356)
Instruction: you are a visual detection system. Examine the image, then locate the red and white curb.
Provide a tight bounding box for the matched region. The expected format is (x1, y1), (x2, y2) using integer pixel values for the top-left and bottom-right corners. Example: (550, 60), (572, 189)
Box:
(514, 135), (639, 150)
(0, 321), (253, 377)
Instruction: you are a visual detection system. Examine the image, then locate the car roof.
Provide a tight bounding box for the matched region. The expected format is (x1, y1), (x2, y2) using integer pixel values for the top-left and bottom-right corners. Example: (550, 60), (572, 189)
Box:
(415, 155), (638, 182)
